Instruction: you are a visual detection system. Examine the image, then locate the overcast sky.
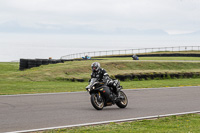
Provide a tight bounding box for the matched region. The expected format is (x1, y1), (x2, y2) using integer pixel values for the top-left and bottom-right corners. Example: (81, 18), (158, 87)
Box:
(0, 0), (200, 35)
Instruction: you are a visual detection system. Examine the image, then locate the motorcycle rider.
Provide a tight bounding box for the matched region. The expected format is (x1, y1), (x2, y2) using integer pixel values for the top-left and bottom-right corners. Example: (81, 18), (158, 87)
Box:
(89, 62), (121, 98)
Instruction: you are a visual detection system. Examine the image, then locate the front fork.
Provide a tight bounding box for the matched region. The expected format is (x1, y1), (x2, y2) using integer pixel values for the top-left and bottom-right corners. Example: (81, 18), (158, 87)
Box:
(97, 92), (102, 102)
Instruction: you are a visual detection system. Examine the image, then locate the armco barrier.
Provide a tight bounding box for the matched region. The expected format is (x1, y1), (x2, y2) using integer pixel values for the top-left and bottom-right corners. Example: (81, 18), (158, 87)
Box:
(19, 59), (64, 70)
(104, 53), (200, 58)
(61, 46), (200, 59)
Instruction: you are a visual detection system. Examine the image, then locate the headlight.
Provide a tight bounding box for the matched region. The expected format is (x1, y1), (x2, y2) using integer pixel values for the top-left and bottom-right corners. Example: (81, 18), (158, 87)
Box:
(88, 89), (91, 92)
(93, 86), (95, 89)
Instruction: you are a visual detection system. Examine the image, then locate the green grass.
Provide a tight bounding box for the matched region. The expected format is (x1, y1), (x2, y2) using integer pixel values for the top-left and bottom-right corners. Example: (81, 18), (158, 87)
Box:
(94, 57), (200, 61)
(141, 57), (200, 60)
(1, 60), (200, 82)
(0, 62), (19, 74)
(1, 78), (200, 95)
(0, 81), (87, 95)
(1, 58), (200, 95)
(44, 113), (200, 133)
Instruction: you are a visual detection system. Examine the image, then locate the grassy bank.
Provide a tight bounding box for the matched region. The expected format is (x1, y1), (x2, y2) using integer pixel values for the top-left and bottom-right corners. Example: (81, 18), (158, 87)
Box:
(1, 60), (200, 82)
(1, 58), (200, 95)
(44, 113), (200, 133)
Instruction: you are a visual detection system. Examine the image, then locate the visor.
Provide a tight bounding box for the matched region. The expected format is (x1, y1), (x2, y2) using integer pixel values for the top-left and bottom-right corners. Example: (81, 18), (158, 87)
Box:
(92, 66), (97, 70)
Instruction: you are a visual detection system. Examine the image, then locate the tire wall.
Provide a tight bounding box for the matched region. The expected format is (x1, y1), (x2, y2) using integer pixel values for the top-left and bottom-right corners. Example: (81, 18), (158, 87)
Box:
(19, 59), (64, 70)
(115, 72), (200, 81)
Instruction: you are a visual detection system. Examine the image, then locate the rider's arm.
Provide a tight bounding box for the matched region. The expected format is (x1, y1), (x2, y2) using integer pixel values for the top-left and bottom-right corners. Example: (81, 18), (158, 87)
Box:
(91, 72), (94, 78)
(102, 69), (110, 83)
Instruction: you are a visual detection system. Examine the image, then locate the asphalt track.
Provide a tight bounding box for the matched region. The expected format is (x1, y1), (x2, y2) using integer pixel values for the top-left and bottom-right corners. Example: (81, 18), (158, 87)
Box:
(0, 86), (200, 133)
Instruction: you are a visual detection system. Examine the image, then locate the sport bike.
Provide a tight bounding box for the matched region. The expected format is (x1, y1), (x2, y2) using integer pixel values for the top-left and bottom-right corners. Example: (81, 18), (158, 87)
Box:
(86, 78), (128, 110)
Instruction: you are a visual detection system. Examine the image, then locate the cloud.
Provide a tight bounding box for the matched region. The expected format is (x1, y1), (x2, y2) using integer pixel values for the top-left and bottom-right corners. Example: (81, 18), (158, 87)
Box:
(0, 0), (200, 34)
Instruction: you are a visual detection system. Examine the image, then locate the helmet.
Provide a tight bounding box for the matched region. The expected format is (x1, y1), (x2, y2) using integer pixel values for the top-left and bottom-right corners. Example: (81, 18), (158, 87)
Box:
(91, 62), (100, 71)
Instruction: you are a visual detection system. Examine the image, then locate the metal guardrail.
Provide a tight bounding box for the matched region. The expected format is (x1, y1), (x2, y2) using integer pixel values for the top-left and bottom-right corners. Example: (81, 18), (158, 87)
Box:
(60, 46), (200, 59)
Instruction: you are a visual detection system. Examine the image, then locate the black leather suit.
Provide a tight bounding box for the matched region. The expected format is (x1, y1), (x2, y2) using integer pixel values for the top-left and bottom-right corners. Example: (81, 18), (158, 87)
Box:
(91, 68), (109, 82)
(91, 68), (120, 95)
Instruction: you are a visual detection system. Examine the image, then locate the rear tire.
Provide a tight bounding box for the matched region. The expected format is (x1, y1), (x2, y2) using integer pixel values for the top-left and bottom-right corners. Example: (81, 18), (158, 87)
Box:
(91, 93), (104, 110)
(116, 91), (128, 108)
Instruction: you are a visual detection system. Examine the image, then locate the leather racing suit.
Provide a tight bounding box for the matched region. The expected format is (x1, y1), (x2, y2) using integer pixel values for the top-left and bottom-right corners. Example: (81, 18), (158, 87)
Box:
(91, 68), (121, 96)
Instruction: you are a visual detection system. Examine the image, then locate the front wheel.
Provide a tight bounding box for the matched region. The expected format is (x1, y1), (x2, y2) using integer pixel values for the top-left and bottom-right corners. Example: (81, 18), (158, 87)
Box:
(91, 93), (104, 110)
(116, 91), (128, 108)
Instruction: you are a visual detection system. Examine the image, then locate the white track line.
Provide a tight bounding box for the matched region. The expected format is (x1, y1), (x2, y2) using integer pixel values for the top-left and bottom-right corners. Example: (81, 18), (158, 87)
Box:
(5, 110), (200, 133)
(1, 86), (199, 97)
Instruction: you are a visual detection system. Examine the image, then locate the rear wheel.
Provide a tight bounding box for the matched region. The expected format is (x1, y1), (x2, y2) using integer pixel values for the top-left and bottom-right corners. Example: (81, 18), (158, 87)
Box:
(116, 91), (128, 108)
(91, 93), (104, 110)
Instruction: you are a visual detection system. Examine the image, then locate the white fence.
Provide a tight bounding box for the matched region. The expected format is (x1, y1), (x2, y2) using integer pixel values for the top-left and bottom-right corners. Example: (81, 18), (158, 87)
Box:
(60, 46), (200, 59)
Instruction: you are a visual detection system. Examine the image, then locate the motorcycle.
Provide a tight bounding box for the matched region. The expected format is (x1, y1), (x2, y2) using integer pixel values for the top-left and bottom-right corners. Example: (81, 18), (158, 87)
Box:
(86, 78), (128, 110)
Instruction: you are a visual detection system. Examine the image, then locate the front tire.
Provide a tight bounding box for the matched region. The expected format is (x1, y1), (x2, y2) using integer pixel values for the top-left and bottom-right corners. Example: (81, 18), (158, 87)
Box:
(91, 93), (104, 110)
(116, 91), (128, 108)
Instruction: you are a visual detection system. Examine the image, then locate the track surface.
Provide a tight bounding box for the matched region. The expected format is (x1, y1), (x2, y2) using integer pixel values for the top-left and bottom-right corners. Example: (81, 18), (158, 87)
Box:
(0, 86), (200, 133)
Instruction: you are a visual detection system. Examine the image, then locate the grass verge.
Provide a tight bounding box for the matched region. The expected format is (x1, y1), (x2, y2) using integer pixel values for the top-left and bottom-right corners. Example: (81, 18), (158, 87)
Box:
(1, 78), (200, 95)
(44, 113), (200, 133)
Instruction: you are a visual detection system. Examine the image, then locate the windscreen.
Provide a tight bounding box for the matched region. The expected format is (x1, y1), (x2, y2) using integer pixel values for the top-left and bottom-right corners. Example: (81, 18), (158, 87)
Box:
(90, 78), (98, 85)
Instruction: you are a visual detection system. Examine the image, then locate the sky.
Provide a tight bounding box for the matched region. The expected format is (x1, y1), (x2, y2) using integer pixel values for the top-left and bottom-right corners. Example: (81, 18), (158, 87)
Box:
(0, 0), (200, 35)
(0, 0), (200, 61)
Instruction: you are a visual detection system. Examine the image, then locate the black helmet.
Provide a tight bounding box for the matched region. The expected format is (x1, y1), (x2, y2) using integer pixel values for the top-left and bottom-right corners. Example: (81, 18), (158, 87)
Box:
(91, 62), (100, 71)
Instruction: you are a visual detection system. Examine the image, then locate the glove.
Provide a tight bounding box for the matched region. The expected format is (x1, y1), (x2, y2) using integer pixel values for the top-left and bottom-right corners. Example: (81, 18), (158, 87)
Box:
(107, 80), (114, 86)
